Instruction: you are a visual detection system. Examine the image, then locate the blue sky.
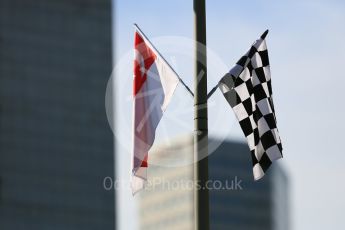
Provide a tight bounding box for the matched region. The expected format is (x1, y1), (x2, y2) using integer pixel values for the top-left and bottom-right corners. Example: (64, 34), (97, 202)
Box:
(113, 1), (345, 229)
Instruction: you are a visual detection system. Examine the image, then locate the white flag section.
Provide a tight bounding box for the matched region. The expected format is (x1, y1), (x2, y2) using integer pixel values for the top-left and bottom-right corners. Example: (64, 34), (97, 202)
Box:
(131, 27), (179, 195)
(218, 31), (283, 180)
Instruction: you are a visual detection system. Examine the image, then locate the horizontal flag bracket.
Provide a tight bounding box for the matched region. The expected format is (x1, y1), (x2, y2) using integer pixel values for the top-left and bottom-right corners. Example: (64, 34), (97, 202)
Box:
(194, 129), (208, 132)
(194, 102), (207, 108)
(193, 117), (208, 120)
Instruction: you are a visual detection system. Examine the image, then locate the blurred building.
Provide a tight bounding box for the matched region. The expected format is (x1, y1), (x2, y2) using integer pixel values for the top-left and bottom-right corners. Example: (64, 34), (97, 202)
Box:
(138, 136), (288, 230)
(138, 136), (195, 230)
(0, 1), (114, 229)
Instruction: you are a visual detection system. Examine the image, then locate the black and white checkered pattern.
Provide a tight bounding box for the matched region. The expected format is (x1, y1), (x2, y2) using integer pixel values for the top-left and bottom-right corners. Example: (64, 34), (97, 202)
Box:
(218, 31), (283, 180)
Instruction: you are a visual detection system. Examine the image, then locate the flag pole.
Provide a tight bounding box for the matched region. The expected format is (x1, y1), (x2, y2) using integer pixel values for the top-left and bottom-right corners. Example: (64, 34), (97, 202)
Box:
(133, 23), (194, 98)
(193, 0), (209, 230)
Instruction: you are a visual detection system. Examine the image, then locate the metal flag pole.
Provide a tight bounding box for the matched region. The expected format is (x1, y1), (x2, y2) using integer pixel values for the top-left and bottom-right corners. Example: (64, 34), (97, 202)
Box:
(193, 0), (209, 230)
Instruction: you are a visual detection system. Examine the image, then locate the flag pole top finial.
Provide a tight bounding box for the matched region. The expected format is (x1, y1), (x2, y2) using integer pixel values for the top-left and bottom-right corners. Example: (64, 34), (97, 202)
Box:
(261, 29), (269, 39)
(133, 23), (139, 30)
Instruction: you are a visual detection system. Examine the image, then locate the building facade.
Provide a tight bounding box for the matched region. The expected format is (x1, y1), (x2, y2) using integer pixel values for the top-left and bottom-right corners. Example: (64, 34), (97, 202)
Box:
(0, 1), (115, 229)
(138, 136), (288, 230)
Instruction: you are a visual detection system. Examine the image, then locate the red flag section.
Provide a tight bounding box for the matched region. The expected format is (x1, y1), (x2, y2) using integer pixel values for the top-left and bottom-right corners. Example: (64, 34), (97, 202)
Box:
(133, 32), (156, 96)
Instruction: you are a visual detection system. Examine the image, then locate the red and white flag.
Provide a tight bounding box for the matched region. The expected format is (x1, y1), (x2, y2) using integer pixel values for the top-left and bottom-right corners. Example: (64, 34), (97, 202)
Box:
(131, 26), (179, 194)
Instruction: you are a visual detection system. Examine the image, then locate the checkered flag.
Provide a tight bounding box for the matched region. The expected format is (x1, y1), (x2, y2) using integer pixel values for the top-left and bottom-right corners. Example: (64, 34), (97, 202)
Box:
(218, 30), (283, 180)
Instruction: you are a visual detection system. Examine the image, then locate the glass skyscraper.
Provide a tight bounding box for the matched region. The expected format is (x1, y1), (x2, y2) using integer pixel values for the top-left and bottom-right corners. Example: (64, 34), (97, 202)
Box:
(0, 1), (115, 229)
